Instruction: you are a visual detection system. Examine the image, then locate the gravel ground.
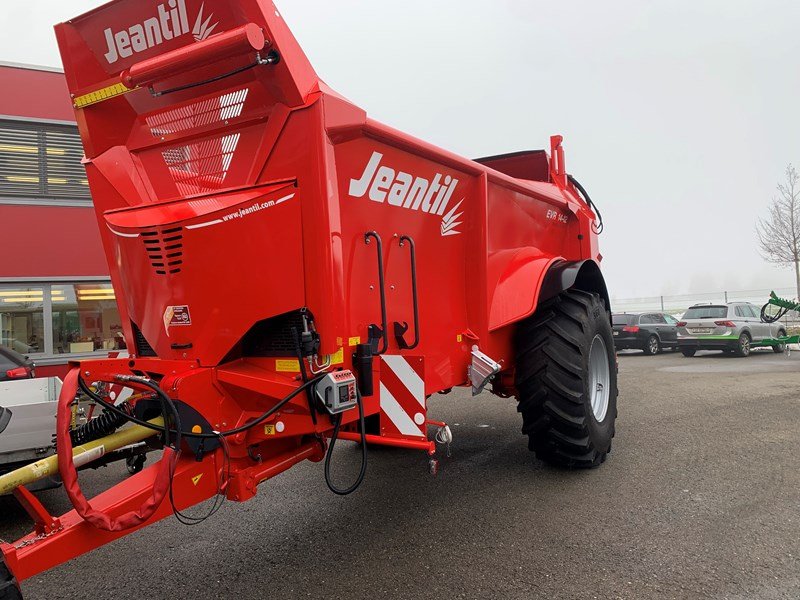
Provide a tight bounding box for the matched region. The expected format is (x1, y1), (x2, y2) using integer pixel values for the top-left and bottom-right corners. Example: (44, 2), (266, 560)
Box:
(2, 349), (800, 599)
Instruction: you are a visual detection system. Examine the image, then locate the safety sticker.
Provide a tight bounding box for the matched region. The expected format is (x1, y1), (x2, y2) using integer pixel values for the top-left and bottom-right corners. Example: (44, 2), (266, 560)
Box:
(165, 305), (192, 326)
(73, 82), (138, 109)
(264, 424), (276, 435)
(30, 461), (49, 479)
(348, 336), (361, 347)
(276, 359), (300, 372)
(74, 445), (105, 468)
(163, 305), (192, 336)
(192, 474), (203, 486)
(330, 347), (344, 365)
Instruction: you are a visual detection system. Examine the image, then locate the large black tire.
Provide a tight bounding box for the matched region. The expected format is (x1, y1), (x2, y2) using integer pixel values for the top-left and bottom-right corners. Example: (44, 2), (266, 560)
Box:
(514, 289), (618, 468)
(0, 556), (21, 600)
(733, 332), (751, 357)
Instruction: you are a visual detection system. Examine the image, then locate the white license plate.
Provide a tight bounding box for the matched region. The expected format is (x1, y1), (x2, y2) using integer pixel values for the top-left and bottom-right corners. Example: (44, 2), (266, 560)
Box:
(691, 328), (712, 334)
(613, 331), (619, 336)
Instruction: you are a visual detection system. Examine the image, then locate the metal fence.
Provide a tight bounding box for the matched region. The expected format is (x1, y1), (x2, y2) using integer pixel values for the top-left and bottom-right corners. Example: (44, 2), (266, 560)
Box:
(611, 287), (799, 320)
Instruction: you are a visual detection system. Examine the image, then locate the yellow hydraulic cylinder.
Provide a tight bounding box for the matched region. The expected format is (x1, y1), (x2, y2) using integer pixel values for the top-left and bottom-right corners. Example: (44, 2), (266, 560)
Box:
(0, 417), (163, 495)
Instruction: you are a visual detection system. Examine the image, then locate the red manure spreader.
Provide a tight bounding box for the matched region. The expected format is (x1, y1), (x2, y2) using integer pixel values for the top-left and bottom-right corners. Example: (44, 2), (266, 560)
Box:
(0, 0), (617, 596)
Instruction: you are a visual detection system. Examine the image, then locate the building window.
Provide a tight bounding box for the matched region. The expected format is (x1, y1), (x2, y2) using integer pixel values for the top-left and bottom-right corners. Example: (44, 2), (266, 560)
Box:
(0, 286), (46, 354)
(51, 284), (123, 354)
(0, 281), (121, 358)
(0, 120), (90, 200)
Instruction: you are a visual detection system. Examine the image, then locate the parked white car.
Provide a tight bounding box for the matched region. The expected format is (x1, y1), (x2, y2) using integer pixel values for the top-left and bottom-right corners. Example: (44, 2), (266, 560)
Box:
(677, 302), (786, 357)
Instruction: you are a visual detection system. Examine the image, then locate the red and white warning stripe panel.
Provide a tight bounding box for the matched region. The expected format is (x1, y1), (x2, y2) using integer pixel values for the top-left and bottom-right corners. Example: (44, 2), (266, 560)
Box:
(379, 355), (426, 440)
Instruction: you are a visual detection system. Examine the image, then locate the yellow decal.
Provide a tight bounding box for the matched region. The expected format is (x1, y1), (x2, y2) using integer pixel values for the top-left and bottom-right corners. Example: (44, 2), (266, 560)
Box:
(348, 336), (361, 347)
(192, 474), (203, 486)
(330, 347), (344, 365)
(456, 334), (463, 343)
(276, 359), (300, 372)
(264, 424), (276, 435)
(336, 336), (343, 346)
(73, 82), (138, 109)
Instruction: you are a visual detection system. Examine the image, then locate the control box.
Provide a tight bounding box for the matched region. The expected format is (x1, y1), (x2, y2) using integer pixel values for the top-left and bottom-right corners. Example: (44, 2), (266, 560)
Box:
(315, 370), (358, 415)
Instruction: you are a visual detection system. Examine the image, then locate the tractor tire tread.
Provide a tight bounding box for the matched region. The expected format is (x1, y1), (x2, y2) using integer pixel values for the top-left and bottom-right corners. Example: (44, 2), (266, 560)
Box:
(515, 289), (618, 469)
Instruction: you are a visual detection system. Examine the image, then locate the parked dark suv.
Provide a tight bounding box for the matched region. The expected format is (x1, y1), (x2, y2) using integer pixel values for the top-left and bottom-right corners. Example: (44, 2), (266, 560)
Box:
(612, 312), (679, 355)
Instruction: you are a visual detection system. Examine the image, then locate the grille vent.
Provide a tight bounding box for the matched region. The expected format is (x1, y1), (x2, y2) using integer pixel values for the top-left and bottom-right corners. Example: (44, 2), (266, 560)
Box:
(146, 88), (249, 138)
(162, 132), (240, 196)
(141, 226), (184, 275)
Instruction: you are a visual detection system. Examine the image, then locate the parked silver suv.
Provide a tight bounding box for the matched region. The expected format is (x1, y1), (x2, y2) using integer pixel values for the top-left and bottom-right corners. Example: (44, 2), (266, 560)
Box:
(677, 302), (786, 357)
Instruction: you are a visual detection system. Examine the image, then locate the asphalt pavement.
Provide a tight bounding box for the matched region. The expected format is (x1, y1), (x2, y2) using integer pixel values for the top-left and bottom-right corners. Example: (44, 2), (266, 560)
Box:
(2, 348), (800, 599)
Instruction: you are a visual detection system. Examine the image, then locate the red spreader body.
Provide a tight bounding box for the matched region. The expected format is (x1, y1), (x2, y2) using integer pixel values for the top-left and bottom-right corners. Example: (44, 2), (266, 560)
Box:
(0, 1), (617, 595)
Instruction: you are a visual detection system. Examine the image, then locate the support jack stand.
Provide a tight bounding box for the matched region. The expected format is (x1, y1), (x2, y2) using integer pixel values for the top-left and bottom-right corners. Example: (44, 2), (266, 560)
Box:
(426, 419), (453, 476)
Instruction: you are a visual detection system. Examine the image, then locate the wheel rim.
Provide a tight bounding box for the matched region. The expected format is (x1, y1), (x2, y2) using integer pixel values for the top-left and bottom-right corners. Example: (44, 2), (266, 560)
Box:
(649, 337), (658, 354)
(589, 334), (611, 422)
(741, 335), (750, 354)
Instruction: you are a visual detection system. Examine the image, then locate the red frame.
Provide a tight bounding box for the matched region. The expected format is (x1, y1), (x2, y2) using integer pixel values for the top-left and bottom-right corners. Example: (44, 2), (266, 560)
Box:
(2, 0), (605, 588)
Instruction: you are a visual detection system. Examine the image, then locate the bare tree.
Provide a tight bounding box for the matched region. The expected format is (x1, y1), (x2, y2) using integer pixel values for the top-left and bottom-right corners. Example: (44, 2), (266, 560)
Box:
(757, 164), (800, 299)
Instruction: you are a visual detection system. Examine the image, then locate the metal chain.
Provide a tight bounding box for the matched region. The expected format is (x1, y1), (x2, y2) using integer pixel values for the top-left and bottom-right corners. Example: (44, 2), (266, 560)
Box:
(14, 525), (64, 549)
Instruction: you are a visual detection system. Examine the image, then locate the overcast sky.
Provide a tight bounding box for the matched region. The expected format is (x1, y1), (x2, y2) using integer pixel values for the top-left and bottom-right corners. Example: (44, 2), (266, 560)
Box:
(2, 1), (799, 299)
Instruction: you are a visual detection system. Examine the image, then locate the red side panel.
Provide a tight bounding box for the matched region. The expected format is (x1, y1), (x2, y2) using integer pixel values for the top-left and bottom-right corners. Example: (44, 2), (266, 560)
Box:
(102, 182), (304, 365)
(334, 139), (473, 392)
(53, 0), (602, 381)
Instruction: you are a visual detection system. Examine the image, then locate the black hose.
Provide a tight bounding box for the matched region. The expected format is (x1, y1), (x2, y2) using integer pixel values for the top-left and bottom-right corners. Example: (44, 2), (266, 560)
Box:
(148, 52), (278, 98)
(324, 389), (367, 495)
(761, 302), (789, 324)
(121, 375), (182, 453)
(77, 372), (325, 525)
(114, 377), (190, 526)
(79, 371), (366, 504)
(568, 174), (604, 234)
(77, 375), (322, 439)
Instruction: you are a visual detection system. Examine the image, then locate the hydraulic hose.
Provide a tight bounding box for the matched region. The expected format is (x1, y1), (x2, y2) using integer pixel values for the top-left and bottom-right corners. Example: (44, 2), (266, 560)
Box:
(78, 374), (323, 439)
(568, 174), (604, 234)
(324, 389), (367, 495)
(293, 327), (318, 426)
(75, 373), (324, 528)
(116, 374), (182, 452)
(78, 370), (361, 504)
(57, 368), (180, 532)
(761, 302), (789, 324)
